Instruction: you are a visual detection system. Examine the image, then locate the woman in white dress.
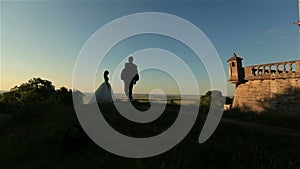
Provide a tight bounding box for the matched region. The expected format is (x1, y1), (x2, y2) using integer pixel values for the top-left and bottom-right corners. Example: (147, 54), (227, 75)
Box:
(89, 70), (114, 104)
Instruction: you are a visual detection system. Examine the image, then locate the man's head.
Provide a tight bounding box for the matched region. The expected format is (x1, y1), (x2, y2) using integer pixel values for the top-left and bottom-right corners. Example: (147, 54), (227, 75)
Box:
(128, 56), (134, 63)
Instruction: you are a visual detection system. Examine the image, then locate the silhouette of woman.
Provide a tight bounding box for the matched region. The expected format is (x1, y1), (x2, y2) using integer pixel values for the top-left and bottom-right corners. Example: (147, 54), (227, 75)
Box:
(89, 70), (114, 104)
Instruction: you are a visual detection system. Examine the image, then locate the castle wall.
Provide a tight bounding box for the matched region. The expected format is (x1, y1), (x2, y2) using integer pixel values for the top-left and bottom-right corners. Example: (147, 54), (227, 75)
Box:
(228, 56), (300, 114)
(233, 78), (300, 114)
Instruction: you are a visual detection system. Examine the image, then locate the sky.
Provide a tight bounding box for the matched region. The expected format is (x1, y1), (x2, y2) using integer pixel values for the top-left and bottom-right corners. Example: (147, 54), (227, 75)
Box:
(1, 0), (300, 96)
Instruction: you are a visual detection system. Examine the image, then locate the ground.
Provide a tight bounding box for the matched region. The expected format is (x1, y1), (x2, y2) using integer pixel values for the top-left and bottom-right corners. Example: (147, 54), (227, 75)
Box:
(0, 102), (299, 169)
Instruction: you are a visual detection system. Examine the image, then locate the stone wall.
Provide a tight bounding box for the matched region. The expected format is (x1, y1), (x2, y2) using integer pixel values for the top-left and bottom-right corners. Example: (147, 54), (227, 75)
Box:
(228, 57), (300, 113)
(233, 77), (300, 113)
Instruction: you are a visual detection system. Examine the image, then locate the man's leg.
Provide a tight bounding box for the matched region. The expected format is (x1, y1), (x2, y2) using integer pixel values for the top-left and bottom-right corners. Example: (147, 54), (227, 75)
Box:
(124, 83), (129, 98)
(129, 82), (134, 101)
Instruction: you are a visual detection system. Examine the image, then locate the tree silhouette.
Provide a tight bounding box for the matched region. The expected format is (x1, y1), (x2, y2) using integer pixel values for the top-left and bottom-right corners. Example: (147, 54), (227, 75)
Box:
(6, 77), (55, 106)
(51, 87), (73, 106)
(200, 90), (225, 107)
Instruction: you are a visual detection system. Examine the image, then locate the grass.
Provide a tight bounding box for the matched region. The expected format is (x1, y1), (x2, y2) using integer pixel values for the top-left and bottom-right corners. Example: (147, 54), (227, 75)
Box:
(0, 102), (299, 169)
(223, 108), (300, 130)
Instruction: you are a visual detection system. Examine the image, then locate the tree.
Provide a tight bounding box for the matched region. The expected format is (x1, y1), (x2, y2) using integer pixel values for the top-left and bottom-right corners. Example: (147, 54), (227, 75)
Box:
(200, 90), (224, 109)
(1, 77), (55, 106)
(51, 87), (73, 106)
(72, 89), (85, 105)
(0, 77), (86, 115)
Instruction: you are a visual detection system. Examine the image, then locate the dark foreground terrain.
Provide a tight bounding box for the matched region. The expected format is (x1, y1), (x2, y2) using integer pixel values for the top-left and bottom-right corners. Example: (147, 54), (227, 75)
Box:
(0, 102), (300, 169)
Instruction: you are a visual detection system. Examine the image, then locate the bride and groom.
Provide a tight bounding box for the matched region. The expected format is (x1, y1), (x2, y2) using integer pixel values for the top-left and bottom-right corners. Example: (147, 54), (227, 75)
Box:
(91, 56), (139, 103)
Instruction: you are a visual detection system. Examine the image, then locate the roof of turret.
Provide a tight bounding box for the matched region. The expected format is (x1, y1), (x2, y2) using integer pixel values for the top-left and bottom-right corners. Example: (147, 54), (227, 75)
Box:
(227, 53), (243, 62)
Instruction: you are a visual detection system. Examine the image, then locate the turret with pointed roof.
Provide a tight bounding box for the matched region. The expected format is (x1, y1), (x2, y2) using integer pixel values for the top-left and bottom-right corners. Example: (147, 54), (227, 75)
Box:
(227, 53), (245, 87)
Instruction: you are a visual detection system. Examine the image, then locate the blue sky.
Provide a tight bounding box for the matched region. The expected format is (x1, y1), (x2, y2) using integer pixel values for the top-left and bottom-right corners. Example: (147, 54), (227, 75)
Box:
(1, 0), (299, 96)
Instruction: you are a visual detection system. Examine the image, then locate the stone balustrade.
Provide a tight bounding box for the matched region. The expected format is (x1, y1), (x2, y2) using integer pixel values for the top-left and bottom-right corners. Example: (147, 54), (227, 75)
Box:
(244, 60), (300, 80)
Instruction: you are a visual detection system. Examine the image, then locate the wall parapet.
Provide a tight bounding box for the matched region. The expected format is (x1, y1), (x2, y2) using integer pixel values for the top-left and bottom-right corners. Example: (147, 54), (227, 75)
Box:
(244, 60), (300, 80)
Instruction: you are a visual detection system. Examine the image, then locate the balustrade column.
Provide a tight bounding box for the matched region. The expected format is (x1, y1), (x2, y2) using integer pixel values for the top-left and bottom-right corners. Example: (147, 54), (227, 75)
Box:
(296, 61), (300, 73)
(276, 64), (279, 74)
(289, 63), (293, 73)
(282, 63), (286, 73)
(252, 67), (256, 76)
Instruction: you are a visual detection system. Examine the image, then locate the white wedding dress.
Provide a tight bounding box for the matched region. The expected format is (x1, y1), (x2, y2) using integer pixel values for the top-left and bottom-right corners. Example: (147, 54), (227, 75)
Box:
(89, 82), (115, 104)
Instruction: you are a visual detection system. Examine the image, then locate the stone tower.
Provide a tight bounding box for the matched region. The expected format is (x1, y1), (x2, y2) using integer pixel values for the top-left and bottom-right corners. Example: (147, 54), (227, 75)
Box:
(227, 53), (245, 87)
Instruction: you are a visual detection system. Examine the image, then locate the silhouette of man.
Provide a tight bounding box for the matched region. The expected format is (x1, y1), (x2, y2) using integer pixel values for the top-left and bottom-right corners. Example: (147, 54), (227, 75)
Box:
(121, 56), (139, 101)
